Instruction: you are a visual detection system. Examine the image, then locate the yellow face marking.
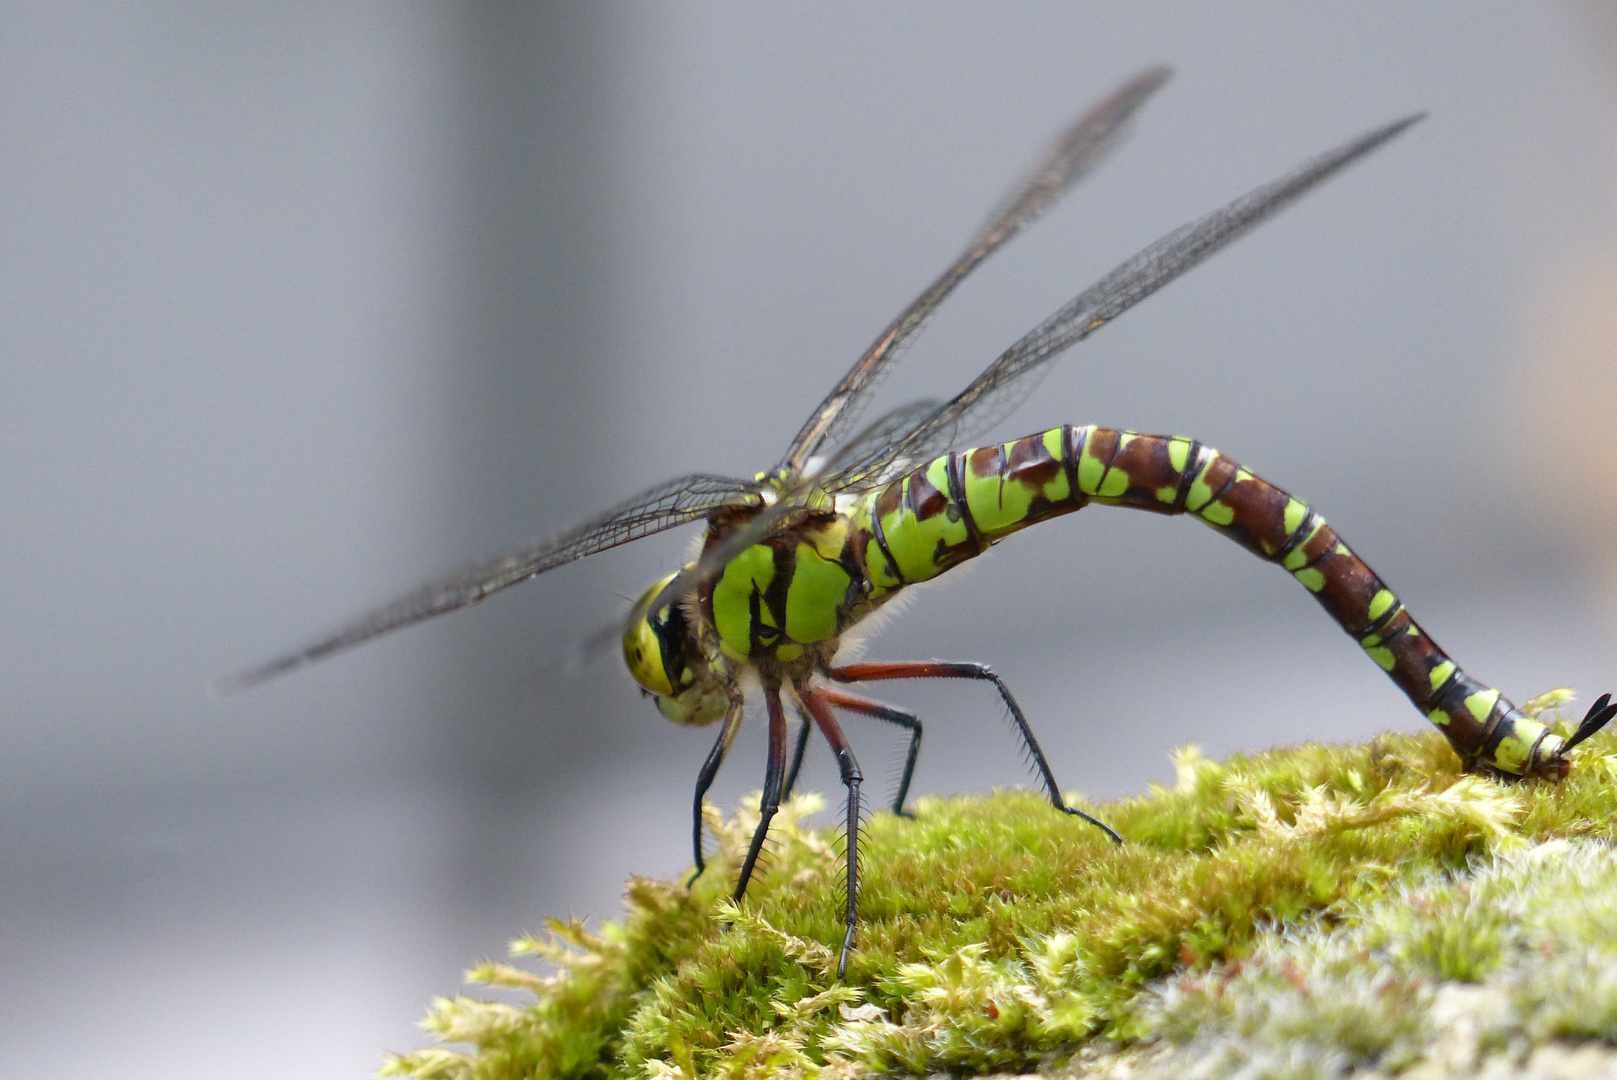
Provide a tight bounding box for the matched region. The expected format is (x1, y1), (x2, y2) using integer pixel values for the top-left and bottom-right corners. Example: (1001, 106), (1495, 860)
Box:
(656, 685), (729, 727)
(1465, 688), (1501, 724)
(774, 642), (804, 663)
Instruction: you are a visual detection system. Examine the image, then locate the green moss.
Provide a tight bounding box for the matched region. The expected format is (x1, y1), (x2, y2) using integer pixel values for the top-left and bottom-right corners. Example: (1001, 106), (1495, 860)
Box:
(382, 707), (1617, 1080)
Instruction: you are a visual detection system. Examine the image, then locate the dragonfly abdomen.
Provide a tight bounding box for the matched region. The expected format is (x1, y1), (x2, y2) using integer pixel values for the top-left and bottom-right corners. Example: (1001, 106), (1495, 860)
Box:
(859, 425), (1561, 777)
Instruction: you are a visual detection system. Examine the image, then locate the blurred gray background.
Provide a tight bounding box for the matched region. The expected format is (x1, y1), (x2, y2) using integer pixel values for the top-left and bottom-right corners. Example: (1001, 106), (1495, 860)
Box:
(5, 4), (1617, 1076)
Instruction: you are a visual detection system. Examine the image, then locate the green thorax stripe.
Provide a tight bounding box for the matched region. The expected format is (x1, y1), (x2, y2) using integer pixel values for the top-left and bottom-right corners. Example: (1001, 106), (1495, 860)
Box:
(707, 514), (858, 664)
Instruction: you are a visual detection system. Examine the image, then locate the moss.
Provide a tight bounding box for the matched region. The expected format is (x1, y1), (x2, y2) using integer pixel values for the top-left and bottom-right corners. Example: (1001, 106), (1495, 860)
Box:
(382, 701), (1617, 1080)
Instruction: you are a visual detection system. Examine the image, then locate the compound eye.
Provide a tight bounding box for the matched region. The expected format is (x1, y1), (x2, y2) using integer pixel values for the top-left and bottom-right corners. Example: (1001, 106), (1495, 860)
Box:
(622, 613), (675, 697)
(622, 572), (681, 697)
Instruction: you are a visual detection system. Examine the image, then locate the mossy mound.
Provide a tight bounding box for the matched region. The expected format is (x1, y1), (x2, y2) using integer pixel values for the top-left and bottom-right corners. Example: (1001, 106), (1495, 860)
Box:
(383, 705), (1617, 1080)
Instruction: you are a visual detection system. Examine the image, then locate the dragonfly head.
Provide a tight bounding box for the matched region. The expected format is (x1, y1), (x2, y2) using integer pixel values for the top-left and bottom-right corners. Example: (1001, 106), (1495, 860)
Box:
(623, 572), (729, 726)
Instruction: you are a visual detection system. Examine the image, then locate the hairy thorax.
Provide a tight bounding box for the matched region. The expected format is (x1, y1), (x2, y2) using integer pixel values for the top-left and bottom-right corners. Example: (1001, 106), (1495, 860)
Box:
(697, 504), (882, 682)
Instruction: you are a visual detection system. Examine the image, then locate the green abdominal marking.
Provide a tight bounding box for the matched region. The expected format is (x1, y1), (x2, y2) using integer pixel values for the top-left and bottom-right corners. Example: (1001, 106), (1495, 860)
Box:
(841, 425), (1562, 777)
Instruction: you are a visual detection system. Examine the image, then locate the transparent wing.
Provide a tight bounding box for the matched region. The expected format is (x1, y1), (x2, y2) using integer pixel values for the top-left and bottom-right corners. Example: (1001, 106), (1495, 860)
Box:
(821, 113), (1424, 492)
(775, 66), (1172, 476)
(222, 473), (761, 692)
(636, 400), (947, 627)
(802, 398), (949, 495)
(818, 397), (941, 473)
(638, 498), (801, 626)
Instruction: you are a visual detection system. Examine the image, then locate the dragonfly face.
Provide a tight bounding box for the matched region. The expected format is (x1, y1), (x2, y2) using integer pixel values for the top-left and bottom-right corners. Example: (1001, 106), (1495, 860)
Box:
(623, 572), (732, 726)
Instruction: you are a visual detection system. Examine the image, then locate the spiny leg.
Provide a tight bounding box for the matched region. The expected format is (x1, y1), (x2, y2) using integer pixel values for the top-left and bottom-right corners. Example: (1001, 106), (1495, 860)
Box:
(830, 661), (1121, 844)
(733, 682), (790, 904)
(781, 705), (813, 801)
(798, 686), (864, 978)
(687, 700), (743, 887)
(812, 684), (922, 816)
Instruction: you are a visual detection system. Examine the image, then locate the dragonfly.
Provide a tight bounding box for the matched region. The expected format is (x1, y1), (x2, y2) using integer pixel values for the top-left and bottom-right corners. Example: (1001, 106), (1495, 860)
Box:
(230, 68), (1616, 977)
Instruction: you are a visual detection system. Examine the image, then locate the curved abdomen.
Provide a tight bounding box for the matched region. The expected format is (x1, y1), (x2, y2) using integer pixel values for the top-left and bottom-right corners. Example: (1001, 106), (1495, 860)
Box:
(857, 425), (1560, 777)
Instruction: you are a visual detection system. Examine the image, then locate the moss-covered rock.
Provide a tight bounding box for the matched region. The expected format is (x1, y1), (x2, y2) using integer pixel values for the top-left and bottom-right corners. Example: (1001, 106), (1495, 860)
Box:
(382, 699), (1617, 1080)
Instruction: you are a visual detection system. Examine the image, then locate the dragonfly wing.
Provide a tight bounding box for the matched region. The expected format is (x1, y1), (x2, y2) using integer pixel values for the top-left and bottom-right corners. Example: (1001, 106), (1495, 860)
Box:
(776, 66), (1171, 476)
(827, 113), (1424, 484)
(223, 473), (761, 692)
(815, 397), (942, 486)
(639, 498), (800, 625)
(642, 399), (952, 623)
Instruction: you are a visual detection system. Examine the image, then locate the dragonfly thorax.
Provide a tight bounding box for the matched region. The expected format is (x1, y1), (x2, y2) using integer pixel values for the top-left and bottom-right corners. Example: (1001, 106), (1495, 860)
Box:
(701, 511), (868, 671)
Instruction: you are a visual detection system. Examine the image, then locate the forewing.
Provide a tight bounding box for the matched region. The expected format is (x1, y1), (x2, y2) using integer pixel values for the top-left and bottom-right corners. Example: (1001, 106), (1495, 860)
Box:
(825, 113), (1424, 485)
(222, 473), (760, 692)
(812, 397), (942, 487)
(639, 399), (951, 623)
(776, 66), (1171, 476)
(638, 497), (801, 626)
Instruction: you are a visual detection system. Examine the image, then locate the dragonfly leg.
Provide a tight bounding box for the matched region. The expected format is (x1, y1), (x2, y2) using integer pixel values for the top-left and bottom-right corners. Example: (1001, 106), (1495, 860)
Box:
(781, 706), (813, 801)
(733, 683), (790, 904)
(811, 684), (922, 816)
(687, 700), (744, 887)
(830, 661), (1121, 844)
(798, 685), (864, 978)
